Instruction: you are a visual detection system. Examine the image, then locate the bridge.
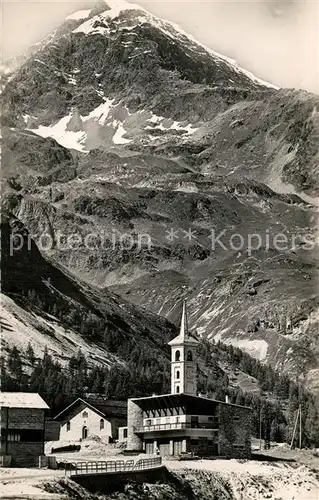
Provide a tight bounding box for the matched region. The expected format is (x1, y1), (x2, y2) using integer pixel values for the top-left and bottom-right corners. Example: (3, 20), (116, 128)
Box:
(65, 456), (162, 476)
(64, 457), (168, 492)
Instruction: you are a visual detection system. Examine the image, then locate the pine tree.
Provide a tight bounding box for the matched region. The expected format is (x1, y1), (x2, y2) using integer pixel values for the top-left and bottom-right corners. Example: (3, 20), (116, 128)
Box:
(235, 389), (245, 406)
(26, 342), (35, 365)
(7, 346), (23, 379)
(303, 399), (319, 447)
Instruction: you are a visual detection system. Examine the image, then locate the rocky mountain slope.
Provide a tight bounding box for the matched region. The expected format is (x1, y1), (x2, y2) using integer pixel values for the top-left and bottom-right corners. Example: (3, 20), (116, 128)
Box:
(1, 213), (175, 368)
(2, 0), (318, 392)
(1, 213), (293, 407)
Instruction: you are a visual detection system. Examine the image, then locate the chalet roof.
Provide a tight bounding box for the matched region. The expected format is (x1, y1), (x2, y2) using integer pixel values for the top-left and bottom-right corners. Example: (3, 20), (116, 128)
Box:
(130, 393), (252, 412)
(0, 392), (49, 409)
(54, 397), (127, 421)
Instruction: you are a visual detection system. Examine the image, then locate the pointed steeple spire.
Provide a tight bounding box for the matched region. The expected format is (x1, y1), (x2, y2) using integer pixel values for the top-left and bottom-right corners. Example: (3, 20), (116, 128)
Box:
(179, 299), (188, 339)
(168, 298), (198, 347)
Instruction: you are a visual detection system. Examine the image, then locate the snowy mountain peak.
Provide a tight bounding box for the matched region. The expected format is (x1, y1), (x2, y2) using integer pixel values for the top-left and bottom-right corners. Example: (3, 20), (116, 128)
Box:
(72, 0), (278, 89)
(66, 9), (92, 22)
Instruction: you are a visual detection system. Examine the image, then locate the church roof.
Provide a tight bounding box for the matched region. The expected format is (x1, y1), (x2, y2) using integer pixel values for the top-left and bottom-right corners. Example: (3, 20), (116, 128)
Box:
(54, 397), (127, 420)
(168, 300), (199, 346)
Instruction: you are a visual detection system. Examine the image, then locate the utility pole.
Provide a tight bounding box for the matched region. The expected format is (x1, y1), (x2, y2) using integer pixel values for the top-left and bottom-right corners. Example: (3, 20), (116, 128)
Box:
(259, 405), (262, 451)
(290, 406), (300, 449)
(299, 404), (302, 449)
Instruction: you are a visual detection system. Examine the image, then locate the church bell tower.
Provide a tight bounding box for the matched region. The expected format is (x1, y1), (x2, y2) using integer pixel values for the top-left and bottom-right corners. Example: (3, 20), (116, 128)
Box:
(168, 300), (199, 395)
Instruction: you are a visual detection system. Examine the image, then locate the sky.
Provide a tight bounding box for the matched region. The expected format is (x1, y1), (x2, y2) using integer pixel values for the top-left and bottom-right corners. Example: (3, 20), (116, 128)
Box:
(2, 0), (318, 93)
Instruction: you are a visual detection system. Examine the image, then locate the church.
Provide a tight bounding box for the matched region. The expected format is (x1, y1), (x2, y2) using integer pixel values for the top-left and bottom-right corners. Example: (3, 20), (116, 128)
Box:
(127, 301), (252, 458)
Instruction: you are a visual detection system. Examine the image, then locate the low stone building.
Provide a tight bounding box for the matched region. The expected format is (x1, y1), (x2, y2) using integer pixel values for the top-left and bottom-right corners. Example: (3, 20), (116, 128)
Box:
(54, 397), (127, 442)
(0, 392), (49, 467)
(127, 301), (252, 458)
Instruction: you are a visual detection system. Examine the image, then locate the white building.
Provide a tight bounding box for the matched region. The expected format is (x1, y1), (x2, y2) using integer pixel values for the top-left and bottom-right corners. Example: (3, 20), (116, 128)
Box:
(54, 397), (127, 442)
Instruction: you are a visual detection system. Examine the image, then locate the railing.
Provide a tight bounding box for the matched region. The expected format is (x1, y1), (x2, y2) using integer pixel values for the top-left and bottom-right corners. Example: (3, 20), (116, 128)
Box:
(65, 457), (162, 476)
(135, 420), (219, 433)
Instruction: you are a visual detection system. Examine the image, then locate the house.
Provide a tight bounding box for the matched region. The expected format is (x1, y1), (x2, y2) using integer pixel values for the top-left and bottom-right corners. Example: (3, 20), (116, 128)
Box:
(0, 392), (49, 467)
(54, 397), (127, 442)
(127, 301), (252, 458)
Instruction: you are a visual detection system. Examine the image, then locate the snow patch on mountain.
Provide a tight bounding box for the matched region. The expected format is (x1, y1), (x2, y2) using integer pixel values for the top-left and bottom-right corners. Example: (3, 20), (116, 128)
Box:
(113, 122), (132, 144)
(214, 334), (268, 361)
(73, 1), (141, 35)
(66, 9), (92, 21)
(31, 114), (88, 152)
(74, 19), (110, 36)
(175, 183), (199, 193)
(83, 98), (115, 125)
(28, 99), (199, 151)
(145, 115), (198, 135)
(145, 113), (198, 135)
(68, 75), (77, 85)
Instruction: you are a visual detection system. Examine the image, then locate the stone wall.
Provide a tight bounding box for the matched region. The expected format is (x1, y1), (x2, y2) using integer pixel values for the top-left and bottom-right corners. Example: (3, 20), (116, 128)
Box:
(7, 442), (44, 467)
(1, 407), (44, 429)
(218, 404), (252, 459)
(127, 399), (143, 451)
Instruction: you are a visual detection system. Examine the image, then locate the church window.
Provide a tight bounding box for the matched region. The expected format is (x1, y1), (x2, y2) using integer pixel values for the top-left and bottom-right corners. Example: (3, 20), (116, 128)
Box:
(176, 370), (180, 379)
(100, 419), (104, 430)
(176, 385), (180, 394)
(66, 421), (71, 431)
(82, 411), (88, 418)
(187, 350), (193, 361)
(175, 350), (180, 361)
